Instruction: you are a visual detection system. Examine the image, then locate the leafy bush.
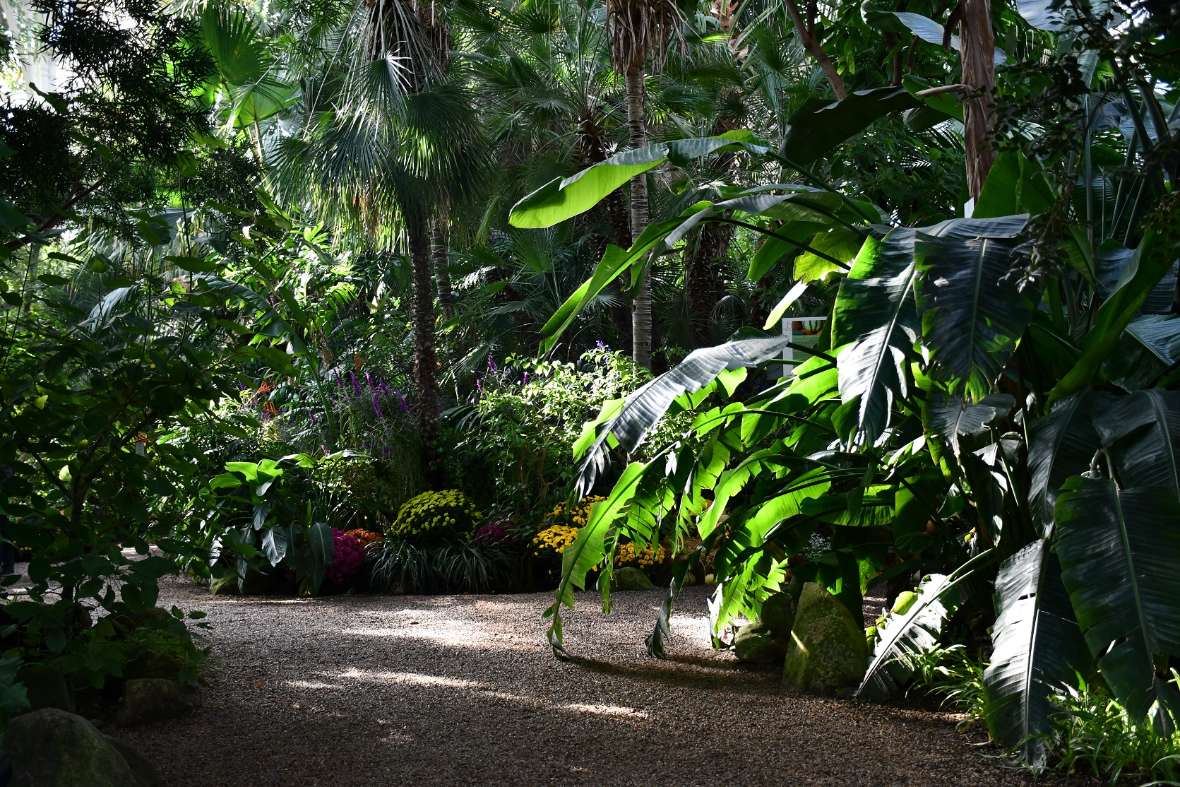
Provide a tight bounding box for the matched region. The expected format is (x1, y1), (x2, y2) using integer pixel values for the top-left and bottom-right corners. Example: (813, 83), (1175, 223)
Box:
(443, 349), (650, 516)
(325, 529), (365, 586)
(388, 489), (482, 541)
(1045, 677), (1180, 783)
(370, 537), (515, 594)
(314, 453), (422, 530)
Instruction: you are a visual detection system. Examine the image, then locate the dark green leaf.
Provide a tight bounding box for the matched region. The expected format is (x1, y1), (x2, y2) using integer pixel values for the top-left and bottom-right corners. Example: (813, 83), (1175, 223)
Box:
(1055, 477), (1180, 721)
(983, 539), (1087, 767)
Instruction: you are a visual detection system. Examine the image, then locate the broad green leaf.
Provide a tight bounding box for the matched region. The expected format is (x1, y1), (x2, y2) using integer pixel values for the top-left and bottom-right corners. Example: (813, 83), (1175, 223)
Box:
(261, 525), (289, 567)
(856, 573), (959, 700)
(574, 336), (795, 494)
(539, 218), (680, 352)
(782, 87), (919, 166)
(983, 539), (1087, 767)
(916, 233), (1038, 400)
(832, 229), (919, 445)
(509, 133), (765, 229)
(544, 462), (647, 652)
(1027, 393), (1103, 535)
(974, 152), (1055, 219)
(926, 393), (1015, 457)
(1052, 230), (1178, 401)
(1126, 315), (1180, 367)
(1093, 389), (1180, 499)
(1055, 477), (1180, 722)
(794, 228), (864, 283)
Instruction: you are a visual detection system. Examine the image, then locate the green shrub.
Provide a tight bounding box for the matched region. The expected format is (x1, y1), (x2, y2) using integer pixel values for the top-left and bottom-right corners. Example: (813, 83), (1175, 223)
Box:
(313, 453), (423, 530)
(389, 490), (482, 541)
(369, 537), (515, 594)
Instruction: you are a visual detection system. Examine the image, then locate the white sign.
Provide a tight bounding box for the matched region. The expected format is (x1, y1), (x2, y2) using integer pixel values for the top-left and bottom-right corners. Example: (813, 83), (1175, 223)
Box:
(780, 316), (827, 379)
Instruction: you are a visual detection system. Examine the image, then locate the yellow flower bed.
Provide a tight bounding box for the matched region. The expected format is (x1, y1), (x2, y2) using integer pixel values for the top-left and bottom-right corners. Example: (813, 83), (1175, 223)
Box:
(531, 524), (580, 557)
(614, 542), (667, 569)
(388, 489), (482, 539)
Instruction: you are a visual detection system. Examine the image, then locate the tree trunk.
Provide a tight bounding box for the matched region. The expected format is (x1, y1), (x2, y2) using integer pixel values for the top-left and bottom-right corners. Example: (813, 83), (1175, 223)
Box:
(961, 0), (996, 201)
(625, 64), (653, 369)
(783, 0), (847, 99)
(431, 212), (453, 319)
(685, 221), (730, 346)
(409, 213), (439, 456)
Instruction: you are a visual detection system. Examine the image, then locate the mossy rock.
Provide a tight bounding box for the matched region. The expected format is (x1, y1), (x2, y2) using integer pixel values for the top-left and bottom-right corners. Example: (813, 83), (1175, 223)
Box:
(734, 621), (787, 665)
(613, 566), (654, 591)
(760, 591), (796, 636)
(782, 582), (867, 694)
(5, 708), (142, 787)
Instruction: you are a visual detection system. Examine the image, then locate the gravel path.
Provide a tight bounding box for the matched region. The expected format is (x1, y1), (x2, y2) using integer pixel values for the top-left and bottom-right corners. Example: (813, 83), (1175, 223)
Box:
(120, 577), (1046, 786)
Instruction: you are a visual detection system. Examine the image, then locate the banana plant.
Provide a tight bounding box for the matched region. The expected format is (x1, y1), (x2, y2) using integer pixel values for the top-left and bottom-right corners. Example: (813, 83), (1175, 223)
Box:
(524, 112), (1180, 768)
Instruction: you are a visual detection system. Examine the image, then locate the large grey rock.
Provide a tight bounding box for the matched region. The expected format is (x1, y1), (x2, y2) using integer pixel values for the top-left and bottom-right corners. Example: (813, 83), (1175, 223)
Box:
(5, 708), (138, 787)
(613, 566), (655, 591)
(782, 582), (866, 694)
(116, 678), (200, 726)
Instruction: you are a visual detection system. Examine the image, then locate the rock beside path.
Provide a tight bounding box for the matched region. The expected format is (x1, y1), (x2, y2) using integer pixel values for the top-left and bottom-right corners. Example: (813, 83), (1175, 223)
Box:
(783, 582), (866, 694)
(5, 708), (156, 787)
(117, 678), (202, 726)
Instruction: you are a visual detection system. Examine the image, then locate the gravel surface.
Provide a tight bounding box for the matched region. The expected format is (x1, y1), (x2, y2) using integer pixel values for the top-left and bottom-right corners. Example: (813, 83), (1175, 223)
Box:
(119, 577), (1050, 786)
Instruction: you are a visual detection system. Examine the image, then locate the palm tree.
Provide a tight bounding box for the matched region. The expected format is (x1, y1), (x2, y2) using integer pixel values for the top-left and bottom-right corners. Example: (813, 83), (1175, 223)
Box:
(606, 0), (678, 369)
(272, 0), (487, 456)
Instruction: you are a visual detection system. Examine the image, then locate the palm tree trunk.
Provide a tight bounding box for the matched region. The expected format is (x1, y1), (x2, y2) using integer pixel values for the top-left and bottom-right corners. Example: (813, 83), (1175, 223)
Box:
(685, 221), (730, 345)
(409, 213), (439, 455)
(431, 213), (453, 319)
(625, 64), (653, 369)
(961, 0), (996, 201)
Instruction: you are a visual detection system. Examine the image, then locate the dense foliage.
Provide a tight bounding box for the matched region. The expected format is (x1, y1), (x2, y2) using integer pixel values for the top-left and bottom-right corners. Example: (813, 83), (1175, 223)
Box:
(1, 0), (1177, 777)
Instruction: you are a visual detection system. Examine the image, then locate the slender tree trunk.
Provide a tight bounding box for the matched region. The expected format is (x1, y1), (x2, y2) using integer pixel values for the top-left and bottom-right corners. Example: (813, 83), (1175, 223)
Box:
(961, 0), (996, 201)
(625, 64), (653, 369)
(685, 221), (731, 345)
(578, 111), (633, 349)
(431, 212), (453, 319)
(409, 213), (439, 457)
(783, 0), (847, 99)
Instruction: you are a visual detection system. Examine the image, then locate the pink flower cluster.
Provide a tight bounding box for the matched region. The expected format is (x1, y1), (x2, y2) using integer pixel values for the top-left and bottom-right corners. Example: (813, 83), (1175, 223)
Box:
(326, 529), (365, 585)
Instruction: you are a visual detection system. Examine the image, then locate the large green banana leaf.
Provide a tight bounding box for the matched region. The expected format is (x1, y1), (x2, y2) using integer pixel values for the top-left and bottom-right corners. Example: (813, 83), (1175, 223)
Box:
(1054, 477), (1180, 723)
(983, 539), (1087, 767)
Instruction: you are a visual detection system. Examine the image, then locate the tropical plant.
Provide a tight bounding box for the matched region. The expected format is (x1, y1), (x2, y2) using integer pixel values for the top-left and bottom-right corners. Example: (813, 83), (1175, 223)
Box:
(513, 0), (1180, 770)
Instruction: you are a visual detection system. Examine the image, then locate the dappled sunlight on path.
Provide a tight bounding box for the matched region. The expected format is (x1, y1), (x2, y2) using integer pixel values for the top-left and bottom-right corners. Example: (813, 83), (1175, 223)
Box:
(121, 578), (1049, 786)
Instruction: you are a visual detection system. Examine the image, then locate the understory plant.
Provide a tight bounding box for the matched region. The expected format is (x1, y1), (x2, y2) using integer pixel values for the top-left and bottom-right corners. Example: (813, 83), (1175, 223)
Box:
(510, 1), (1180, 771)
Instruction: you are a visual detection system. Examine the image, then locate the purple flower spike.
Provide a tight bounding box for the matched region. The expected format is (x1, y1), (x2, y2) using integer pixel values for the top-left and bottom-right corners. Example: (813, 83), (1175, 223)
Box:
(596, 339), (606, 349)
(371, 394), (382, 418)
(487, 352), (497, 373)
(349, 371), (361, 397)
(522, 372), (529, 385)
(364, 371), (374, 389)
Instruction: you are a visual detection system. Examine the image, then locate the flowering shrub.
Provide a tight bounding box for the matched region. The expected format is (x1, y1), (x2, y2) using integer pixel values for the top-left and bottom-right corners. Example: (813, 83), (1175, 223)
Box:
(544, 495), (606, 530)
(531, 524), (579, 558)
(326, 529), (365, 585)
(388, 489), (482, 540)
(615, 542), (667, 569)
(473, 519), (511, 544)
(344, 528), (384, 548)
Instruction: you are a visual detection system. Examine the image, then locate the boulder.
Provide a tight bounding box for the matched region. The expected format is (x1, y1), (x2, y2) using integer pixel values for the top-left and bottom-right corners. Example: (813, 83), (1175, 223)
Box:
(612, 566), (655, 591)
(5, 708), (139, 787)
(116, 678), (200, 726)
(733, 621), (787, 665)
(760, 591), (796, 636)
(782, 582), (866, 694)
